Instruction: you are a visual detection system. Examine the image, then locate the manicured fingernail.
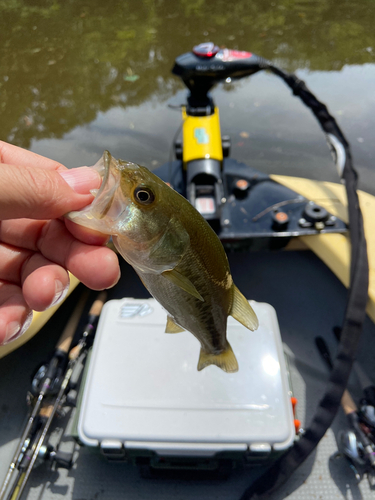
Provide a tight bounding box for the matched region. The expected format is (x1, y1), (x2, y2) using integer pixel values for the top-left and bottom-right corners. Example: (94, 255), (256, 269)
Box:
(59, 167), (102, 195)
(3, 312), (33, 345)
(50, 279), (70, 308)
(4, 321), (20, 344)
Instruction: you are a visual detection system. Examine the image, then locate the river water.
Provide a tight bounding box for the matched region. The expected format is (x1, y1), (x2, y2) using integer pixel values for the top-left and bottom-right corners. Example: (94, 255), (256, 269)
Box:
(1, 0), (374, 193)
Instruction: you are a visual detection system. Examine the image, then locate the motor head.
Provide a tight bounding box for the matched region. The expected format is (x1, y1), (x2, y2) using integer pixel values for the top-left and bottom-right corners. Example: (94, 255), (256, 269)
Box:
(172, 42), (267, 101)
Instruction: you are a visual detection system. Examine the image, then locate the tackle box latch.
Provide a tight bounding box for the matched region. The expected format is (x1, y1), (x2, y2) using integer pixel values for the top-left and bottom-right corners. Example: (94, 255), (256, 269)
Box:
(244, 443), (272, 463)
(100, 440), (128, 462)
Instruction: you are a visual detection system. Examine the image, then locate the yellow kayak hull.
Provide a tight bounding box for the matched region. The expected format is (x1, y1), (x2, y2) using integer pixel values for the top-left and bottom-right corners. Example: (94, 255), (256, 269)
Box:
(272, 175), (375, 323)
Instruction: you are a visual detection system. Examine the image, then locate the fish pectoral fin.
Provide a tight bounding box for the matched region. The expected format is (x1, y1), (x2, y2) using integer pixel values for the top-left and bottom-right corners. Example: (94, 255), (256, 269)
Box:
(148, 217), (190, 268)
(161, 269), (204, 302)
(165, 315), (185, 334)
(230, 285), (259, 331)
(197, 342), (238, 373)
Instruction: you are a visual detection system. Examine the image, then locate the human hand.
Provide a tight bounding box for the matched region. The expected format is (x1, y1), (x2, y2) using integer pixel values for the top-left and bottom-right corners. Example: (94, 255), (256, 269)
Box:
(0, 141), (120, 346)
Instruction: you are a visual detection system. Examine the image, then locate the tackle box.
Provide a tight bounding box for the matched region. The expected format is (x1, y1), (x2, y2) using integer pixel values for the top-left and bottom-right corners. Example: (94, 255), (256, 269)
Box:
(76, 298), (295, 469)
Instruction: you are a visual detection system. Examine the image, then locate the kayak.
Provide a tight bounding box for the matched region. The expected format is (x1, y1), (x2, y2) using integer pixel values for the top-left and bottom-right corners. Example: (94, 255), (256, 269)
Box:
(1, 43), (374, 499)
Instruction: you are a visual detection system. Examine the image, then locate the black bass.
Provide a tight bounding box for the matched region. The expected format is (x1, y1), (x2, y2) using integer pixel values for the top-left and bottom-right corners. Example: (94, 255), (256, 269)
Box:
(67, 152), (258, 372)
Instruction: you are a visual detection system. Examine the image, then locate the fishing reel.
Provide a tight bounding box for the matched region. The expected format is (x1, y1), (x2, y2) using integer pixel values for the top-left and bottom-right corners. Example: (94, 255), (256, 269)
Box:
(337, 428), (375, 485)
(359, 403), (375, 429)
(21, 439), (74, 471)
(33, 443), (74, 470)
(30, 362), (64, 398)
(29, 344), (73, 399)
(339, 429), (367, 467)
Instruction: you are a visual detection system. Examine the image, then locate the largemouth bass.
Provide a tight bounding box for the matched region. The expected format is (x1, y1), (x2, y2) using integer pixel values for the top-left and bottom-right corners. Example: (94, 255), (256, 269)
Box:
(67, 151), (258, 373)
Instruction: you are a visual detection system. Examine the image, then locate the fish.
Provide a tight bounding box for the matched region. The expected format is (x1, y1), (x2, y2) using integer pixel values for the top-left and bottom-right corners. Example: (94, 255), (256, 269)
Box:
(66, 151), (259, 373)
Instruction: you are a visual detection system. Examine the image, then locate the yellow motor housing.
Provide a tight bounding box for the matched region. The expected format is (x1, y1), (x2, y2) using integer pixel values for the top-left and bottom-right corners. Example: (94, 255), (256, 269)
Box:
(182, 107), (223, 165)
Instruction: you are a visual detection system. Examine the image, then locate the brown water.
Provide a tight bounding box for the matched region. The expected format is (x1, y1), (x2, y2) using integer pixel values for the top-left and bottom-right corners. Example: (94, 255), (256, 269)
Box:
(1, 0), (374, 192)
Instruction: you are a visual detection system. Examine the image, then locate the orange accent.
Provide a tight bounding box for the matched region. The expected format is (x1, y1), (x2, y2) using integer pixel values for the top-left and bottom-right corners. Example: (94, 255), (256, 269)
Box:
(235, 179), (249, 190)
(291, 397), (298, 416)
(294, 419), (301, 434)
(275, 211), (289, 222)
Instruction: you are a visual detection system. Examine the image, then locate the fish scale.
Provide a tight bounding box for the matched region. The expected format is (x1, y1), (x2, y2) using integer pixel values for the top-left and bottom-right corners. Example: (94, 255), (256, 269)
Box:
(66, 151), (259, 372)
(136, 243), (229, 354)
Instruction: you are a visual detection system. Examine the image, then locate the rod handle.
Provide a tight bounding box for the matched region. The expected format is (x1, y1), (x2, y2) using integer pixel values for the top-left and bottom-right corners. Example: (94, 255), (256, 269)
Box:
(55, 291), (89, 354)
(341, 390), (357, 415)
(69, 292), (107, 361)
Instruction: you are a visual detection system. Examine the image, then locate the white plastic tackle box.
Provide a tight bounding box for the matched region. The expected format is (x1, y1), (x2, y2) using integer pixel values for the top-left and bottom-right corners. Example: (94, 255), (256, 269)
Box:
(76, 298), (295, 465)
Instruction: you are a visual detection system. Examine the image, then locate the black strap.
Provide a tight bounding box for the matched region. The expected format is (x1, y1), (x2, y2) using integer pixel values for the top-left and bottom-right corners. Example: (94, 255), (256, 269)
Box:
(239, 67), (369, 499)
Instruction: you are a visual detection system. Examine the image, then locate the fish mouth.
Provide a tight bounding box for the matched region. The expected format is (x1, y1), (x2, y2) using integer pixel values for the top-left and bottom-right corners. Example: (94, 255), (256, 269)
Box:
(65, 150), (126, 233)
(88, 150), (121, 219)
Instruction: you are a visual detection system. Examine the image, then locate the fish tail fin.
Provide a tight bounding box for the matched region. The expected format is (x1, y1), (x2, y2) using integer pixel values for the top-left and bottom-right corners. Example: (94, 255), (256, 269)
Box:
(230, 285), (259, 331)
(197, 341), (239, 373)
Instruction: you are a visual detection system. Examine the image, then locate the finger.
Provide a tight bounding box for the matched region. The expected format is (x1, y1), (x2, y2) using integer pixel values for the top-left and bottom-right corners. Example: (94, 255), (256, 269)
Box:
(0, 140), (66, 171)
(0, 220), (47, 251)
(62, 244), (121, 290)
(37, 219), (120, 289)
(2, 219), (120, 290)
(0, 164), (100, 220)
(1, 219), (109, 250)
(21, 254), (70, 311)
(0, 242), (33, 284)
(0, 243), (70, 311)
(0, 281), (32, 346)
(64, 219), (111, 245)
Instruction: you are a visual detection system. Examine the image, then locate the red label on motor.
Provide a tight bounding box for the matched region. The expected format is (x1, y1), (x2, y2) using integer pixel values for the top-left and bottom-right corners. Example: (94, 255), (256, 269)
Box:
(220, 49), (252, 61)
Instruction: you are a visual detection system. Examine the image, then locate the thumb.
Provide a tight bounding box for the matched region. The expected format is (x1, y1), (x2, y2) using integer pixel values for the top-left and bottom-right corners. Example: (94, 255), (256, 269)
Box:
(0, 164), (101, 220)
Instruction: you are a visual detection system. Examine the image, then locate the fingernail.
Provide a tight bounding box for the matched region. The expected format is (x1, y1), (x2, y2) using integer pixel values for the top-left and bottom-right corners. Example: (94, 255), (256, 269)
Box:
(50, 279), (70, 308)
(3, 312), (33, 345)
(59, 167), (102, 195)
(107, 268), (121, 289)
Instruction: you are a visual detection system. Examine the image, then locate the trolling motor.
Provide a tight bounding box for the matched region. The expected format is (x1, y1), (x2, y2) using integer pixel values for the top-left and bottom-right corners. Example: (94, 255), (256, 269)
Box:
(171, 43), (265, 228)
(154, 42), (348, 249)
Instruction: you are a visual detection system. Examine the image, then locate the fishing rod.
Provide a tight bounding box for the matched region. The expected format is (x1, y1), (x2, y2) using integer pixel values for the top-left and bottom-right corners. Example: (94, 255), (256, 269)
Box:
(0, 292), (88, 500)
(5, 291), (107, 500)
(7, 405), (54, 500)
(332, 326), (375, 440)
(315, 336), (375, 472)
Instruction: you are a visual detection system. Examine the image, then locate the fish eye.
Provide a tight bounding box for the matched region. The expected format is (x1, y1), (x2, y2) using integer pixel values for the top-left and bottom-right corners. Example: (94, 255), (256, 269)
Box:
(134, 186), (155, 205)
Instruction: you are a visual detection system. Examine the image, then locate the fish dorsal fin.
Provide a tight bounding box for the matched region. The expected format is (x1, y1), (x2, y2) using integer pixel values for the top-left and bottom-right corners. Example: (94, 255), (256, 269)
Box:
(165, 315), (185, 334)
(197, 341), (238, 373)
(230, 285), (259, 331)
(162, 269), (204, 302)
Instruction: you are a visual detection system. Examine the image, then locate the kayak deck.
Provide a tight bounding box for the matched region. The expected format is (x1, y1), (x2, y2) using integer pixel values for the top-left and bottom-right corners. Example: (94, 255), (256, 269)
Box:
(1, 249), (375, 499)
(272, 175), (375, 323)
